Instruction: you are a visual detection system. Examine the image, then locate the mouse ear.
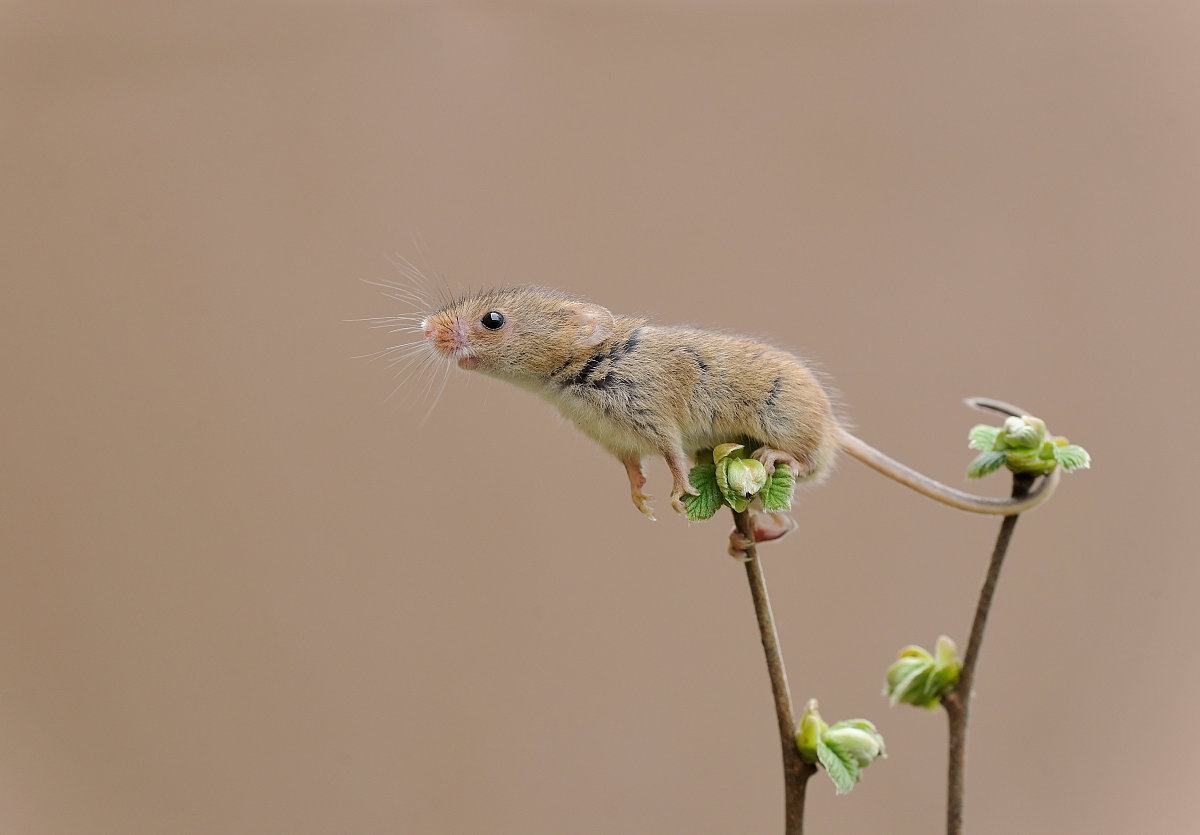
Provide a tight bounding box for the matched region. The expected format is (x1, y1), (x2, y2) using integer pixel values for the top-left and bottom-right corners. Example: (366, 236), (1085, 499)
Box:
(569, 303), (615, 347)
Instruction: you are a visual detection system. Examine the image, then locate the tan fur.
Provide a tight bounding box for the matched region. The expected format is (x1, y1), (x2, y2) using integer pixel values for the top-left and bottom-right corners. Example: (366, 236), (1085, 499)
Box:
(423, 287), (837, 517)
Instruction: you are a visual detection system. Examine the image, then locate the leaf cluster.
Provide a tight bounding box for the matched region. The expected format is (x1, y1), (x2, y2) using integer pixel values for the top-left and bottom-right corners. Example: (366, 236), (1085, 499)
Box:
(795, 700), (887, 794)
(967, 415), (1090, 479)
(684, 444), (795, 522)
(884, 636), (962, 710)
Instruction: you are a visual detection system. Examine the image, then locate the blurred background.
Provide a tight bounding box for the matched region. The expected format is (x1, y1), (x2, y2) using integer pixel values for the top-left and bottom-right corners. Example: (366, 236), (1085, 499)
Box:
(3, 1), (1197, 832)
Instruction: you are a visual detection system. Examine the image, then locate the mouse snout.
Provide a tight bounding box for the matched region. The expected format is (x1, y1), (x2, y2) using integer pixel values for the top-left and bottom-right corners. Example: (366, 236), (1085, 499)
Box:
(423, 315), (470, 357)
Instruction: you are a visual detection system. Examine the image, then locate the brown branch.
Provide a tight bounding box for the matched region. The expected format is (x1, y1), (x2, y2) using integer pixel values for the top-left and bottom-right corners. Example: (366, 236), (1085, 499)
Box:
(733, 509), (816, 835)
(942, 472), (1035, 835)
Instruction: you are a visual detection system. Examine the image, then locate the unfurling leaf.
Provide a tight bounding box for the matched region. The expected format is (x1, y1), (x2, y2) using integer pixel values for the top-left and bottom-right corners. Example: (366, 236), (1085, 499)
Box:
(1053, 443), (1091, 471)
(967, 450), (1008, 479)
(968, 424), (1002, 451)
(817, 739), (859, 795)
(712, 443), (745, 465)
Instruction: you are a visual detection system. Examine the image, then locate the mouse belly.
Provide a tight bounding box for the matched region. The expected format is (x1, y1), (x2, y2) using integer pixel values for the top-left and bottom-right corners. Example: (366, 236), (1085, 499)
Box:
(552, 393), (665, 459)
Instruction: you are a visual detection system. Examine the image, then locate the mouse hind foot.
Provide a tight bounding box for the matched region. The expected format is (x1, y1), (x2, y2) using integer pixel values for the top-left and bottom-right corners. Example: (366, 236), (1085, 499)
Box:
(728, 508), (797, 560)
(622, 458), (657, 521)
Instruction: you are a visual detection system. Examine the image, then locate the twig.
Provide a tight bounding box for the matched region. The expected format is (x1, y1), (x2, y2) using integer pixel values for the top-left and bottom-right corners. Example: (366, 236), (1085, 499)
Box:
(942, 473), (1036, 835)
(733, 509), (817, 835)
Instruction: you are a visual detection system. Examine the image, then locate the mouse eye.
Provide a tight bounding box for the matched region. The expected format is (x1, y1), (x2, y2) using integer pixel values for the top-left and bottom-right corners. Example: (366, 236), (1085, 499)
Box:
(480, 311), (506, 330)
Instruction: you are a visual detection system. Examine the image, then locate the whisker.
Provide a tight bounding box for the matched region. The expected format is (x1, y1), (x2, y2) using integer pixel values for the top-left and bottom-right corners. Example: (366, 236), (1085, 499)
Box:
(353, 342), (427, 363)
(420, 360), (453, 425)
(417, 352), (448, 414)
(360, 275), (432, 308)
(346, 314), (425, 324)
(388, 352), (441, 402)
(385, 252), (437, 300)
(406, 236), (455, 308)
(385, 351), (434, 372)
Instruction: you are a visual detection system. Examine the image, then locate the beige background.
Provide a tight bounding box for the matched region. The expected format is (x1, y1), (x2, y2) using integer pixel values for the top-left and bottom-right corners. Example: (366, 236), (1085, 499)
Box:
(3, 1), (1197, 833)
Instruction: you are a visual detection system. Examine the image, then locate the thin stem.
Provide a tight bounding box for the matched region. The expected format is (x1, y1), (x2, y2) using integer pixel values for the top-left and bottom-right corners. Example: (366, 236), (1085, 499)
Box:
(943, 473), (1035, 835)
(733, 509), (816, 835)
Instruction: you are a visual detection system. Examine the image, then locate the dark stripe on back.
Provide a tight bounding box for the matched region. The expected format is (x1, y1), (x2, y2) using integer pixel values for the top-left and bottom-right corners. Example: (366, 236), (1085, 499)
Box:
(569, 326), (644, 387)
(764, 375), (783, 410)
(549, 357), (574, 378)
(684, 347), (709, 373)
(618, 327), (644, 357)
(567, 352), (607, 387)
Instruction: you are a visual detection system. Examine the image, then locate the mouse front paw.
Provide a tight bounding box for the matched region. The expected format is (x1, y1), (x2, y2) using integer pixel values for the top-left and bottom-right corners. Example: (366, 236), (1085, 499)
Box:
(669, 481), (700, 516)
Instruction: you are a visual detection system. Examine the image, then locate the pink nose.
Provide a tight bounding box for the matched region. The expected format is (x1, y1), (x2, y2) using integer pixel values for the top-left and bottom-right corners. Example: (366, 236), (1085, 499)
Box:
(424, 325), (435, 339)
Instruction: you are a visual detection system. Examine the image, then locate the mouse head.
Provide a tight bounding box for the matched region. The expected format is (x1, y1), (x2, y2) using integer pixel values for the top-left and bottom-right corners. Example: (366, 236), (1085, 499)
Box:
(423, 287), (614, 380)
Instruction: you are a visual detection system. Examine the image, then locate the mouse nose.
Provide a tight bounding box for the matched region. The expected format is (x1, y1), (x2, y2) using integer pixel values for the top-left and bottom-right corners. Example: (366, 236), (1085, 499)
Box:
(421, 318), (434, 339)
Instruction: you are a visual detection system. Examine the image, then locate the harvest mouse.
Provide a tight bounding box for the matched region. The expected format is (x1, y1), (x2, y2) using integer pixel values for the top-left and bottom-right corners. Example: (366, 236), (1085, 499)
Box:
(400, 285), (1056, 555)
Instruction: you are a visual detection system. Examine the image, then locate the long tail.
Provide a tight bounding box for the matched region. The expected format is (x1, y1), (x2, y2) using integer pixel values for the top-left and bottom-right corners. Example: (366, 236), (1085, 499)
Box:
(835, 398), (1060, 516)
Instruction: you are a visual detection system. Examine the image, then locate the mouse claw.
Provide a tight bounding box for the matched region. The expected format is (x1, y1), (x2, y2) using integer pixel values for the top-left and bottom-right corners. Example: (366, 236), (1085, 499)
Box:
(728, 531), (754, 562)
(669, 483), (698, 516)
(632, 491), (656, 521)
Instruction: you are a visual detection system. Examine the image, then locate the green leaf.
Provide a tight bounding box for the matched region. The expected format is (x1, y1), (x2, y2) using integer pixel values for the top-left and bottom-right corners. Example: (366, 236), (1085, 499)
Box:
(817, 738), (860, 794)
(968, 424), (1001, 451)
(760, 464), (796, 512)
(967, 450), (1007, 479)
(684, 464), (724, 522)
(1054, 444), (1091, 472)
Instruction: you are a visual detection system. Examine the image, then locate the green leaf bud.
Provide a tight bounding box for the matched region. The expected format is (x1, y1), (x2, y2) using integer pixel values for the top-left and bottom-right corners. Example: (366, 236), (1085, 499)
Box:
(798, 700), (886, 794)
(1002, 415), (1046, 449)
(934, 635), (958, 666)
(725, 457), (767, 498)
(796, 698), (827, 762)
(885, 636), (961, 710)
(966, 415), (1090, 479)
(825, 719), (886, 769)
(715, 457), (751, 512)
